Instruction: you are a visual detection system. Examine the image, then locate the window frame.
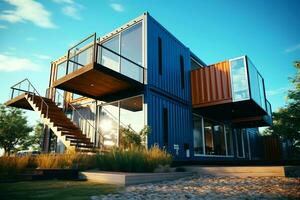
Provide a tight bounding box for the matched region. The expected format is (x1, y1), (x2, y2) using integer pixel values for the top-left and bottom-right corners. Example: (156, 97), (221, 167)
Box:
(158, 37), (162, 75)
(193, 115), (234, 158)
(180, 55), (185, 89)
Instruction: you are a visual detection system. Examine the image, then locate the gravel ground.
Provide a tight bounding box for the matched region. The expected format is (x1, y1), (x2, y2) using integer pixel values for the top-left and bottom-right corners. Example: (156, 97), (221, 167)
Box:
(97, 176), (300, 200)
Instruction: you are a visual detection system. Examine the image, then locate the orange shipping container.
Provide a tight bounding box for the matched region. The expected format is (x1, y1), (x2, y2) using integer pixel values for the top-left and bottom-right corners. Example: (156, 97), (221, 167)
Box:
(191, 60), (232, 108)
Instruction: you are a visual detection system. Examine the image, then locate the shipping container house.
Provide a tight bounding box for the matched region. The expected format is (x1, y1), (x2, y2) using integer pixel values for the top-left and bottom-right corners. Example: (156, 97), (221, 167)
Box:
(5, 12), (272, 162)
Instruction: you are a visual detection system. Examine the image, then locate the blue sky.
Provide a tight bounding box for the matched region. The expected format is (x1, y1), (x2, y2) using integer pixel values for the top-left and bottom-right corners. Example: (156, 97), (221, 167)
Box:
(0, 0), (299, 126)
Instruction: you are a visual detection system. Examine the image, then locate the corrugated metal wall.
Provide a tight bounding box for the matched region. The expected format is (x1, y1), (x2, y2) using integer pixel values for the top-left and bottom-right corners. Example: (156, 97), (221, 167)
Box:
(146, 89), (193, 160)
(146, 15), (191, 103)
(191, 60), (232, 107)
(145, 14), (193, 160)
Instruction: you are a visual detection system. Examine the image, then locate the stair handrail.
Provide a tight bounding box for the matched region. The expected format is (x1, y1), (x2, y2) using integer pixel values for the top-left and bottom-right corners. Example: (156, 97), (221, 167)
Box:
(51, 88), (104, 148)
(10, 78), (49, 119)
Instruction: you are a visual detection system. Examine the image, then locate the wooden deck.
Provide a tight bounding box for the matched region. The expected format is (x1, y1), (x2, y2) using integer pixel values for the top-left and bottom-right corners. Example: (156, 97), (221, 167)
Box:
(52, 62), (143, 102)
(4, 93), (33, 110)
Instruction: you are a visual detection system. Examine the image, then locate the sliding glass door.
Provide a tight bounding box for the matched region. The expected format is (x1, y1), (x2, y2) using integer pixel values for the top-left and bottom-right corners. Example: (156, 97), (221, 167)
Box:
(193, 115), (233, 157)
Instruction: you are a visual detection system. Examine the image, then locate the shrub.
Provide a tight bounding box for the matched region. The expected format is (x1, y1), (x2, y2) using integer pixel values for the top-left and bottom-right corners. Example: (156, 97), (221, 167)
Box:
(0, 145), (172, 179)
(96, 146), (172, 172)
(0, 156), (32, 179)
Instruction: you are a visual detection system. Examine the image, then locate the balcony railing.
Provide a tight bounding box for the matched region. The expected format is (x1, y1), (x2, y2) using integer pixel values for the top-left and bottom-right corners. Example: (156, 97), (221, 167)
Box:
(55, 33), (145, 84)
(266, 100), (272, 117)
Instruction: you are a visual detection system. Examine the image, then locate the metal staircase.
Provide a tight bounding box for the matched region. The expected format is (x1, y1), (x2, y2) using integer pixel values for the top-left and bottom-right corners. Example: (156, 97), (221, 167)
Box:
(5, 79), (103, 152)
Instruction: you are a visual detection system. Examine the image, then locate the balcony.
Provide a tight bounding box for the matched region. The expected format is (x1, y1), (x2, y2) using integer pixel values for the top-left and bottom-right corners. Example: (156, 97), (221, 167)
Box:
(191, 56), (272, 127)
(52, 33), (145, 102)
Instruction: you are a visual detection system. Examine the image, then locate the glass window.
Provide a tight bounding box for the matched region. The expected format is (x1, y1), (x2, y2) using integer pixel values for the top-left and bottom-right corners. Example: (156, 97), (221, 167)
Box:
(193, 115), (204, 155)
(121, 23), (142, 65)
(56, 61), (67, 79)
(258, 74), (266, 110)
(119, 96), (144, 133)
(247, 59), (261, 106)
(212, 124), (226, 155)
(99, 102), (119, 147)
(204, 119), (227, 156)
(225, 125), (233, 155)
(230, 57), (250, 101)
(235, 129), (245, 158)
(121, 58), (142, 82)
(98, 95), (145, 148)
(204, 121), (214, 155)
(101, 35), (120, 72)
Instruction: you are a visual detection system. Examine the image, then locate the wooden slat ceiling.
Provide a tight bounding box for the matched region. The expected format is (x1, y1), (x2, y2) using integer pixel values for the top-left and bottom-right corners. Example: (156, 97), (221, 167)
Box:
(52, 63), (142, 101)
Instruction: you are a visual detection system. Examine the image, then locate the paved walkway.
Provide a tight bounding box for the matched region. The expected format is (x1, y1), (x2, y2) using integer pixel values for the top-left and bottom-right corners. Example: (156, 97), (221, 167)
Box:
(97, 175), (300, 200)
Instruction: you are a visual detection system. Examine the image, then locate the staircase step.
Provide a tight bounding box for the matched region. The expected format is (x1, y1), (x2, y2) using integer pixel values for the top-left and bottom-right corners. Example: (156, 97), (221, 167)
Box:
(25, 93), (100, 152)
(72, 143), (94, 148)
(66, 135), (90, 141)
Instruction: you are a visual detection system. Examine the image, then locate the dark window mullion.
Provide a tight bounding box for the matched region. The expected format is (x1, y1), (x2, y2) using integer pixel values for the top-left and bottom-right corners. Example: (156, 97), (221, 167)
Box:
(180, 55), (185, 89)
(158, 37), (162, 75)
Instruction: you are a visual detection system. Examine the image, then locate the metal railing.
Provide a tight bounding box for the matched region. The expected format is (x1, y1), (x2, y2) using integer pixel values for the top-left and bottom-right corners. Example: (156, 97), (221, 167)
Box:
(55, 32), (145, 84)
(10, 79), (49, 118)
(46, 88), (104, 148)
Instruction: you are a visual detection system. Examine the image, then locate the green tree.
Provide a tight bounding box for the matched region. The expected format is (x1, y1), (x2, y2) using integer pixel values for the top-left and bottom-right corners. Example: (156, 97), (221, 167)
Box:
(264, 60), (300, 156)
(0, 105), (32, 155)
(20, 121), (44, 151)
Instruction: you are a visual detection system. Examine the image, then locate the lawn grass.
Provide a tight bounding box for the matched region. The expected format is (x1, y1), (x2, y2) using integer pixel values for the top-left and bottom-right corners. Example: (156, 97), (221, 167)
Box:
(0, 180), (119, 200)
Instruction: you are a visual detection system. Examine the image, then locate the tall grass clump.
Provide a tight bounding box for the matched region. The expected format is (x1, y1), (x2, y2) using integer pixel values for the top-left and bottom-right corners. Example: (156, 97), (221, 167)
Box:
(35, 150), (96, 170)
(0, 156), (32, 179)
(96, 146), (172, 172)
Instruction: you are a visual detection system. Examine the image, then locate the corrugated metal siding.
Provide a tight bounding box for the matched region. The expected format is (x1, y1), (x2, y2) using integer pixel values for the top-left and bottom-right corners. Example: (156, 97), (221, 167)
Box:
(191, 60), (232, 107)
(146, 89), (193, 160)
(147, 15), (191, 103)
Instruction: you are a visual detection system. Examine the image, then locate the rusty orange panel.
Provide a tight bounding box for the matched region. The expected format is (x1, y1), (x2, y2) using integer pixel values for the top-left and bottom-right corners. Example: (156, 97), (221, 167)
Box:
(191, 60), (232, 108)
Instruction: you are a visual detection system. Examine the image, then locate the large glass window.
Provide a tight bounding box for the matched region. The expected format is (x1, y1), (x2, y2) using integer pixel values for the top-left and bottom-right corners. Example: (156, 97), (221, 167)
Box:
(230, 57), (250, 101)
(101, 35), (120, 72)
(121, 23), (142, 65)
(193, 115), (233, 157)
(247, 58), (267, 110)
(258, 74), (266, 110)
(247, 59), (261, 105)
(119, 96), (144, 133)
(98, 95), (145, 148)
(193, 115), (203, 155)
(235, 129), (245, 158)
(225, 125), (234, 155)
(204, 121), (214, 155)
(212, 124), (226, 155)
(99, 23), (143, 82)
(204, 120), (227, 155)
(99, 102), (119, 147)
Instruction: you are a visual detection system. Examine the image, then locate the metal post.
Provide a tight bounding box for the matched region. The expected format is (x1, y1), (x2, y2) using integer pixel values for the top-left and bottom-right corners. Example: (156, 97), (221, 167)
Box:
(94, 100), (98, 147)
(66, 50), (70, 75)
(11, 89), (14, 99)
(92, 33), (96, 64)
